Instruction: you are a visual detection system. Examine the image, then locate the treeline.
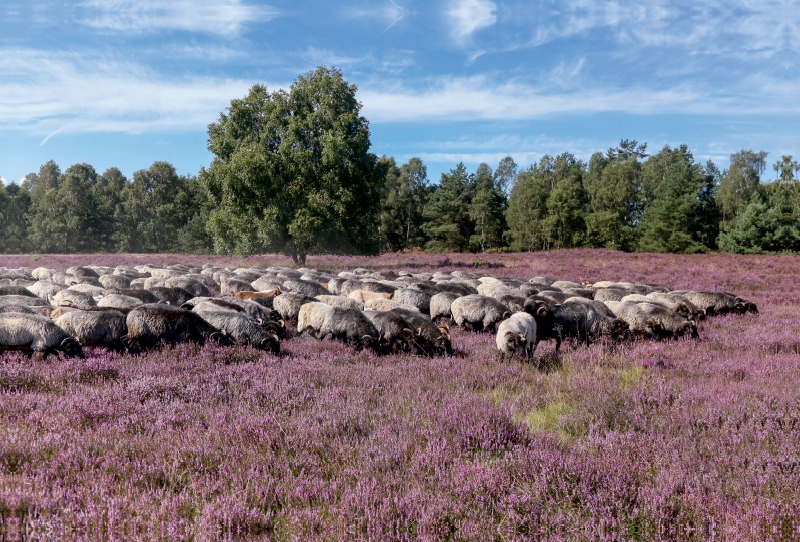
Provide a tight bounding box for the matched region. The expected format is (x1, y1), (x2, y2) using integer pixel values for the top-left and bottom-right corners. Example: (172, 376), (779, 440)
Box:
(0, 161), (213, 254)
(1, 141), (798, 256)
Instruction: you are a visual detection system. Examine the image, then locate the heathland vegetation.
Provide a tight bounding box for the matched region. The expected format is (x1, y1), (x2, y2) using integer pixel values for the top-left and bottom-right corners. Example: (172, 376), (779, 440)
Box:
(2, 68), (798, 262)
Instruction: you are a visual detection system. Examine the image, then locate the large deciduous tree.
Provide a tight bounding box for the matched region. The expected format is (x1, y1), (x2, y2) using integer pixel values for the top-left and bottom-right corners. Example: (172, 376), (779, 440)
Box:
(201, 67), (385, 264)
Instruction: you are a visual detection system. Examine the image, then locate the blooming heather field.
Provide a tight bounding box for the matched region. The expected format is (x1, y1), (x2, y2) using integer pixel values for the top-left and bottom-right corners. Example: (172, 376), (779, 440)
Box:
(2, 250), (799, 540)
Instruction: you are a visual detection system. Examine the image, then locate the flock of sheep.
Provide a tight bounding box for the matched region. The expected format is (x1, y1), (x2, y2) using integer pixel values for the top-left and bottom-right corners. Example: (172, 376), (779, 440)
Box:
(0, 263), (758, 360)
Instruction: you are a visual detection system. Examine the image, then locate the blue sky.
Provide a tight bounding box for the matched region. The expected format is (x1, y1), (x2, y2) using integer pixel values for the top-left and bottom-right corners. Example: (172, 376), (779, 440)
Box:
(1, 0), (798, 184)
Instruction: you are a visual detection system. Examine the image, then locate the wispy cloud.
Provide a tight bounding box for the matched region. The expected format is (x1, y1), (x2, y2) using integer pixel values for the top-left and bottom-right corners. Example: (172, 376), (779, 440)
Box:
(79, 0), (280, 36)
(343, 1), (406, 33)
(446, 0), (497, 45)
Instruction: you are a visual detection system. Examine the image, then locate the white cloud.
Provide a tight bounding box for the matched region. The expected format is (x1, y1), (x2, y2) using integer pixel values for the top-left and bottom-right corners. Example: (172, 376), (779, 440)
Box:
(344, 1), (406, 33)
(79, 0), (280, 36)
(0, 176), (6, 185)
(447, 0), (497, 45)
(0, 50), (275, 135)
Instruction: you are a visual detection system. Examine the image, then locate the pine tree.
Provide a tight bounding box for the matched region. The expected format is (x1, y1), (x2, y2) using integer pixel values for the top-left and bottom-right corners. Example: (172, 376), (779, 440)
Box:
(468, 163), (507, 252)
(423, 163), (474, 252)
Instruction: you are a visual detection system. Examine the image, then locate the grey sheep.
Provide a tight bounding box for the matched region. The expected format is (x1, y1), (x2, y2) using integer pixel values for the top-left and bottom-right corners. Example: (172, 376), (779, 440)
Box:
(604, 301), (658, 339)
(31, 267), (58, 280)
(637, 303), (698, 339)
(164, 277), (211, 297)
(97, 294), (144, 310)
(0, 295), (50, 308)
(282, 279), (329, 297)
(108, 288), (160, 304)
(27, 280), (66, 303)
(670, 290), (757, 316)
(496, 312), (537, 360)
(363, 310), (415, 353)
(64, 275), (104, 288)
(436, 282), (476, 295)
(391, 308), (453, 356)
(535, 290), (573, 304)
(392, 288), (432, 313)
(564, 297), (616, 318)
(315, 295), (364, 311)
(0, 312), (84, 358)
(124, 304), (230, 352)
(193, 308), (280, 353)
(0, 286), (39, 298)
(273, 292), (318, 322)
(147, 287), (195, 306)
(99, 274), (132, 289)
(326, 277), (347, 295)
(55, 310), (128, 351)
(551, 280), (582, 290)
(363, 298), (419, 312)
(66, 266), (100, 278)
(299, 304), (380, 350)
(429, 292), (461, 322)
(593, 288), (636, 303)
(221, 277), (255, 295)
(477, 282), (514, 299)
(53, 289), (97, 309)
(621, 294), (696, 321)
(646, 292), (705, 321)
(0, 305), (37, 314)
(498, 295), (527, 313)
(450, 295), (511, 332)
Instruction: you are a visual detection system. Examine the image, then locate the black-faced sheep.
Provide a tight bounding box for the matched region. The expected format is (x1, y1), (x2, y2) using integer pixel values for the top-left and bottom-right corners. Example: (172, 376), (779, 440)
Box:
(391, 308), (453, 356)
(193, 308), (280, 353)
(124, 304), (230, 352)
(523, 299), (598, 351)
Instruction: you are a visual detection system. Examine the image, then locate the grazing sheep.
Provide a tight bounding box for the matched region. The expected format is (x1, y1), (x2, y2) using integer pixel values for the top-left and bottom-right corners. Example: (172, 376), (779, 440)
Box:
(529, 276), (555, 286)
(621, 294), (696, 321)
(66, 283), (107, 299)
(593, 288), (636, 303)
(391, 308), (453, 356)
(64, 275), (104, 288)
(299, 304), (380, 350)
(31, 267), (58, 281)
(363, 298), (419, 312)
(147, 287), (195, 306)
(27, 281), (66, 303)
(297, 303), (334, 336)
(436, 282), (475, 296)
(143, 277), (165, 289)
(429, 292), (461, 322)
(273, 292), (317, 322)
(66, 266), (100, 278)
(496, 312), (538, 360)
(355, 281), (397, 295)
(535, 290), (573, 304)
(220, 277), (254, 295)
(523, 299), (598, 351)
(363, 310), (415, 353)
(604, 301), (659, 339)
(450, 295), (511, 332)
(282, 279), (329, 297)
(99, 274), (131, 289)
(0, 286), (39, 298)
(164, 277), (211, 298)
(392, 288), (432, 313)
(477, 282), (513, 299)
(55, 310), (128, 351)
(0, 313), (84, 359)
(0, 305), (37, 314)
(53, 289), (97, 309)
(563, 287), (596, 299)
(637, 303), (697, 339)
(498, 295), (527, 313)
(124, 304), (230, 351)
(109, 289), (160, 304)
(97, 294), (144, 310)
(551, 280), (582, 290)
(564, 297), (616, 318)
(671, 290), (757, 316)
(193, 308), (280, 353)
(315, 295), (364, 311)
(646, 292), (705, 321)
(250, 276), (282, 292)
(348, 290), (392, 303)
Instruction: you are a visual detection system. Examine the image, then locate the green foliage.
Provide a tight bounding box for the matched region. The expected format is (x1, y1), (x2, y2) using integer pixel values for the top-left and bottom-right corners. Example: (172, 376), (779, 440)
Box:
(468, 163), (507, 253)
(93, 168), (127, 252)
(716, 150), (768, 223)
(543, 154), (588, 249)
(379, 156), (431, 252)
(504, 156), (556, 251)
(0, 182), (30, 253)
(423, 163), (475, 252)
(201, 67), (384, 264)
(636, 145), (717, 254)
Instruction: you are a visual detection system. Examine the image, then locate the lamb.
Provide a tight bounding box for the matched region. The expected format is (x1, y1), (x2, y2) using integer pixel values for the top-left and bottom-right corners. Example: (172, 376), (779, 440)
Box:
(637, 303), (698, 339)
(391, 308), (453, 356)
(523, 299), (598, 351)
(0, 313), (84, 359)
(193, 308), (280, 353)
(315, 295), (364, 311)
(55, 310), (128, 351)
(450, 295), (511, 332)
(604, 301), (659, 339)
(429, 292), (461, 322)
(392, 288), (432, 313)
(273, 292), (317, 322)
(124, 304), (230, 352)
(496, 312), (538, 360)
(298, 304), (380, 350)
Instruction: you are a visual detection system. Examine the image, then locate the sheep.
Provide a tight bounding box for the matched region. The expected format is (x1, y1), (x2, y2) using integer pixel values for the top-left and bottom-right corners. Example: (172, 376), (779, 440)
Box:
(220, 277), (254, 295)
(0, 286), (40, 298)
(351, 280), (396, 295)
(99, 274), (132, 289)
(646, 292), (705, 321)
(143, 277), (166, 289)
(315, 295), (364, 311)
(593, 288), (636, 303)
(436, 282), (475, 296)
(563, 287), (596, 299)
(129, 278), (147, 289)
(671, 290), (757, 316)
(234, 290), (281, 301)
(535, 290), (573, 304)
(523, 299), (598, 351)
(108, 289), (160, 304)
(429, 292), (461, 322)
(621, 294), (697, 322)
(164, 277), (211, 298)
(193, 308), (280, 353)
(0, 304), (37, 314)
(31, 267), (58, 281)
(0, 313), (84, 359)
(551, 280), (582, 290)
(326, 277), (347, 295)
(297, 303), (334, 336)
(66, 266), (100, 278)
(124, 304), (230, 352)
(282, 279), (329, 297)
(363, 310), (415, 353)
(363, 298), (420, 312)
(250, 276), (283, 292)
(529, 276), (555, 286)
(498, 295), (527, 313)
(147, 287), (195, 306)
(66, 283), (107, 299)
(602, 301), (657, 338)
(477, 282), (513, 299)
(185, 298), (282, 330)
(50, 306), (84, 319)
(298, 304), (380, 350)
(348, 290), (392, 303)
(496, 312), (538, 360)
(273, 292), (317, 322)
(53, 289), (97, 309)
(64, 275), (104, 288)
(564, 297), (616, 318)
(637, 303), (697, 339)
(55, 310), (128, 352)
(391, 308), (453, 356)
(392, 288), (432, 313)
(450, 295), (511, 332)
(97, 294), (144, 310)
(27, 281), (66, 303)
